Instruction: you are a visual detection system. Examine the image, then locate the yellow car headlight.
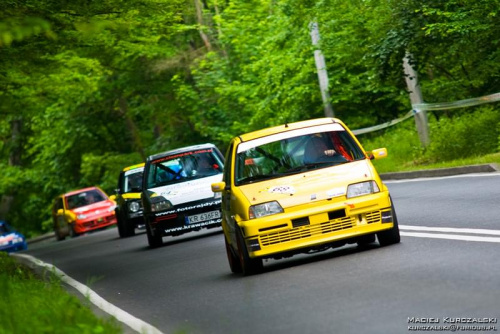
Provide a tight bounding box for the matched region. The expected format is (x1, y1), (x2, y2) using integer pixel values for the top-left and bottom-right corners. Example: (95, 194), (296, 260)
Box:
(249, 201), (283, 219)
(346, 181), (380, 198)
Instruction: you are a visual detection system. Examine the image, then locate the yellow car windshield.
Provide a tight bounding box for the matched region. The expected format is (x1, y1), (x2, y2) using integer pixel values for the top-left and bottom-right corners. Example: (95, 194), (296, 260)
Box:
(235, 129), (365, 185)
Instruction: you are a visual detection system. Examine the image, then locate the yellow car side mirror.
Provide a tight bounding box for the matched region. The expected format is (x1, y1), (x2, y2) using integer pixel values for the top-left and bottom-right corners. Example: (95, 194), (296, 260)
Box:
(211, 182), (226, 192)
(369, 148), (388, 160)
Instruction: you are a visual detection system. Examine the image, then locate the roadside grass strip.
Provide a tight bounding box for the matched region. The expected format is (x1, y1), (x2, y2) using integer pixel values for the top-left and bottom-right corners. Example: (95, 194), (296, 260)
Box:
(400, 225), (500, 243)
(12, 253), (165, 334)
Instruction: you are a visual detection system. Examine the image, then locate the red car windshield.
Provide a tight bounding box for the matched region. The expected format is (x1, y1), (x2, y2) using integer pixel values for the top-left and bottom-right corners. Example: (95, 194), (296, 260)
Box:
(66, 189), (106, 210)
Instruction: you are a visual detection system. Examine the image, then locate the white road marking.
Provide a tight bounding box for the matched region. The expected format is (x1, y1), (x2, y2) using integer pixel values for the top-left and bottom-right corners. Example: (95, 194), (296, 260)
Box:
(400, 225), (500, 243)
(12, 253), (164, 334)
(401, 232), (500, 243)
(400, 225), (500, 236)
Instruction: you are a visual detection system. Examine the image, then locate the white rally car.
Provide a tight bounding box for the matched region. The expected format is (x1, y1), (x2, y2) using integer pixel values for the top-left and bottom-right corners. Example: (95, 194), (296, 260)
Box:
(142, 143), (224, 248)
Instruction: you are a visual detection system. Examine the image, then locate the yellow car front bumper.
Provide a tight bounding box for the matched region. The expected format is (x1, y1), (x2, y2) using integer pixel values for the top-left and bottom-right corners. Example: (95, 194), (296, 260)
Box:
(239, 191), (394, 258)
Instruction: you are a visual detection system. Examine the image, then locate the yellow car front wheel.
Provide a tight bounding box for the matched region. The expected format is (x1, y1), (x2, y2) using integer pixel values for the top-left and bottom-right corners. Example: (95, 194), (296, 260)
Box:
(236, 228), (263, 276)
(377, 203), (401, 246)
(225, 236), (242, 274)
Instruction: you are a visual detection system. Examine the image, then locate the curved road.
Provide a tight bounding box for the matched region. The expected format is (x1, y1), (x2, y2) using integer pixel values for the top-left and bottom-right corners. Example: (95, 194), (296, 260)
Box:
(22, 173), (500, 334)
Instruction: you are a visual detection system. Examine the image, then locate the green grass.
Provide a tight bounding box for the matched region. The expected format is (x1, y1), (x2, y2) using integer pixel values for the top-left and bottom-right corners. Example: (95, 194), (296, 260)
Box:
(372, 152), (500, 174)
(0, 252), (122, 334)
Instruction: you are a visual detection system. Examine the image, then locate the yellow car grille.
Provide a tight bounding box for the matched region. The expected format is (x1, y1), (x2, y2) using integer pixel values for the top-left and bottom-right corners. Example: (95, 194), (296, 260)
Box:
(320, 216), (356, 234)
(366, 211), (381, 224)
(259, 210), (381, 247)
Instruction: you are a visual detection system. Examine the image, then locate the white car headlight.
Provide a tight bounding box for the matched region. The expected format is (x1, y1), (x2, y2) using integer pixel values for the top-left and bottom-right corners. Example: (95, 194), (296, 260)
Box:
(107, 205), (117, 213)
(128, 201), (140, 213)
(249, 201), (283, 219)
(346, 181), (380, 198)
(77, 214), (87, 219)
(151, 198), (172, 212)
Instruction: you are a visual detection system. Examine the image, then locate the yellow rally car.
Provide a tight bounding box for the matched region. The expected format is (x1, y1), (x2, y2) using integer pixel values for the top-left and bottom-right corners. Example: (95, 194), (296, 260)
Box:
(212, 117), (400, 275)
(114, 163), (145, 238)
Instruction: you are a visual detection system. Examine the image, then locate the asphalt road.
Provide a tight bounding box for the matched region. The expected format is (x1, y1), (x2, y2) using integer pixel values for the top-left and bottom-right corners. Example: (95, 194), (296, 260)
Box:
(22, 172), (500, 334)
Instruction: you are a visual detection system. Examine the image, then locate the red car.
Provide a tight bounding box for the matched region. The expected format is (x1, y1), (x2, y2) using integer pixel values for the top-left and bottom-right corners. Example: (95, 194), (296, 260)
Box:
(52, 186), (117, 240)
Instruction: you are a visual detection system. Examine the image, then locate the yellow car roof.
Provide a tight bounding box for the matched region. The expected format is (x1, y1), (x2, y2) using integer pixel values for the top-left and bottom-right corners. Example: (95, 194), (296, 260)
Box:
(238, 118), (343, 142)
(122, 162), (145, 172)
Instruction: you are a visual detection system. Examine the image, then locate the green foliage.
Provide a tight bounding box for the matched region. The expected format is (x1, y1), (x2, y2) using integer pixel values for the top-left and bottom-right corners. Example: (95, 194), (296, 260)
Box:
(375, 0), (500, 101)
(80, 152), (144, 194)
(0, 16), (54, 47)
(0, 0), (190, 236)
(0, 253), (121, 334)
(425, 107), (500, 161)
(360, 118), (423, 173)
(174, 0), (325, 148)
(363, 107), (500, 173)
(313, 0), (409, 126)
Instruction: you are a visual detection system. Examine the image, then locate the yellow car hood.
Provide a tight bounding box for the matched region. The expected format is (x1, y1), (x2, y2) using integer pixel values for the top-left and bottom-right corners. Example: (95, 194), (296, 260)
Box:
(240, 160), (376, 208)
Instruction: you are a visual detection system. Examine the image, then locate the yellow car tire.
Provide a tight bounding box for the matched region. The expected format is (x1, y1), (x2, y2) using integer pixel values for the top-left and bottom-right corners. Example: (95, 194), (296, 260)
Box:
(377, 204), (401, 246)
(236, 228), (263, 276)
(225, 236), (242, 274)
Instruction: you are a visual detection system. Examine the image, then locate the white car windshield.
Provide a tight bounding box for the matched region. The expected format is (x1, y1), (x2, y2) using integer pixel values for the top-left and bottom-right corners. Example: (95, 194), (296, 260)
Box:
(146, 148), (223, 188)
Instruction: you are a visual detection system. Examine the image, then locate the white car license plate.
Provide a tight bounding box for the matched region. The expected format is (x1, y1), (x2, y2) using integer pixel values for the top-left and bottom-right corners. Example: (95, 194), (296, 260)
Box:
(187, 210), (221, 224)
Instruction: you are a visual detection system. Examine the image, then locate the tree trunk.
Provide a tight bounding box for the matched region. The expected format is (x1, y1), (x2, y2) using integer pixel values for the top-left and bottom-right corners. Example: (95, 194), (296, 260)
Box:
(213, 0), (228, 58)
(194, 0), (212, 50)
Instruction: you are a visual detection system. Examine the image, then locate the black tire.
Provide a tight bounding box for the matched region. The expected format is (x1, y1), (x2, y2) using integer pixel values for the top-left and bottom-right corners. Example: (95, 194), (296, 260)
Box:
(357, 233), (376, 247)
(236, 228), (263, 276)
(117, 211), (127, 238)
(117, 210), (135, 238)
(124, 217), (136, 237)
(69, 223), (79, 238)
(377, 203), (401, 246)
(225, 235), (242, 274)
(146, 220), (163, 248)
(55, 227), (65, 241)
